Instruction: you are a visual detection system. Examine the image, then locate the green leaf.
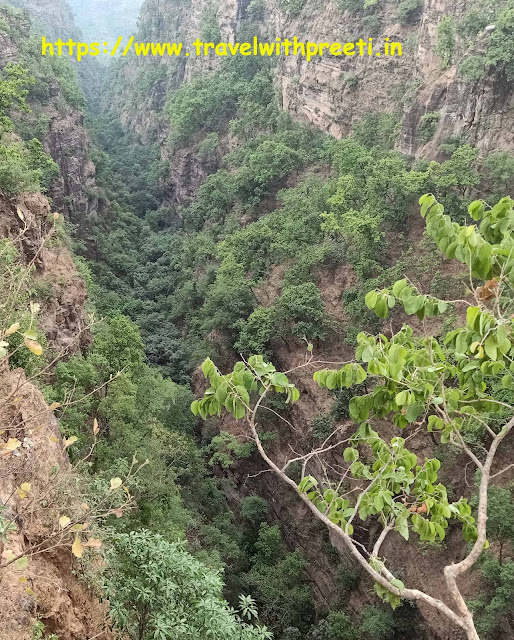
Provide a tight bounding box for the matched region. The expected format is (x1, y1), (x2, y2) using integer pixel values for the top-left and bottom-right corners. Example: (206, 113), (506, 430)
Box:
(395, 391), (407, 406)
(365, 290), (378, 310)
(343, 447), (359, 463)
(392, 279), (408, 298)
(466, 307), (480, 332)
(391, 578), (405, 592)
(374, 298), (388, 319)
(396, 517), (409, 541)
(484, 335), (498, 361)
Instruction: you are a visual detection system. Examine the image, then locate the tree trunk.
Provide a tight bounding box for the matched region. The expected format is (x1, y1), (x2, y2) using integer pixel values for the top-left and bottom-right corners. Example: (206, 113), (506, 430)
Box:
(465, 620), (480, 640)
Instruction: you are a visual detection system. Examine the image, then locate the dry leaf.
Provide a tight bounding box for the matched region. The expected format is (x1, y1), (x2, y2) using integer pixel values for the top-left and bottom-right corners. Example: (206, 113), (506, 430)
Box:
(72, 536), (83, 559)
(84, 538), (102, 549)
(59, 515), (71, 529)
(53, 212), (59, 220)
(16, 207), (25, 222)
(4, 322), (20, 337)
(63, 435), (78, 448)
(93, 418), (99, 435)
(0, 438), (22, 455)
(80, 502), (89, 511)
(17, 482), (31, 499)
(24, 338), (43, 357)
(29, 302), (40, 315)
(110, 477), (123, 490)
(111, 508), (123, 518)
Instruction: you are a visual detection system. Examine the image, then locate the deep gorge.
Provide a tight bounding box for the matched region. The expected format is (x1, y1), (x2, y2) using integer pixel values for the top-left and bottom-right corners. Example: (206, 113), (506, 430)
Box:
(0, 1), (514, 639)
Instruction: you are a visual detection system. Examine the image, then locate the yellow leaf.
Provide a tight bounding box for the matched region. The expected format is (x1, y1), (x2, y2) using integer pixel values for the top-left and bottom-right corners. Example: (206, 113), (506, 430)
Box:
(24, 338), (43, 357)
(59, 516), (71, 529)
(18, 576), (28, 583)
(63, 435), (78, 448)
(4, 322), (20, 337)
(53, 212), (59, 220)
(84, 538), (102, 549)
(93, 418), (99, 436)
(0, 438), (21, 455)
(110, 477), (122, 491)
(72, 536), (83, 559)
(71, 523), (84, 532)
(29, 302), (40, 315)
(25, 588), (35, 596)
(49, 436), (60, 443)
(16, 556), (28, 571)
(17, 482), (31, 499)
(49, 402), (61, 411)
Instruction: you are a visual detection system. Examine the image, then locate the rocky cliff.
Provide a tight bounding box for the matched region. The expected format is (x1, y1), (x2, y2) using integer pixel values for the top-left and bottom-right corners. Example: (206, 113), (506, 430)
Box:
(0, 191), (110, 640)
(108, 0), (514, 206)
(0, 5), (101, 229)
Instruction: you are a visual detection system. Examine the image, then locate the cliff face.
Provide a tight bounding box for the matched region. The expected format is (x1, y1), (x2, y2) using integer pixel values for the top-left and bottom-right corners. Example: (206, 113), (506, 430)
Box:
(0, 7), (100, 229)
(0, 191), (109, 640)
(107, 0), (514, 210)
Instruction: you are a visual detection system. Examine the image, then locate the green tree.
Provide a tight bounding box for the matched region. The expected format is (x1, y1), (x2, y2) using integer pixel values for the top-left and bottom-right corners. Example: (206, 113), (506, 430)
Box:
(484, 487), (514, 564)
(436, 16), (456, 68)
(104, 530), (271, 640)
(276, 282), (331, 342)
(194, 194), (514, 640)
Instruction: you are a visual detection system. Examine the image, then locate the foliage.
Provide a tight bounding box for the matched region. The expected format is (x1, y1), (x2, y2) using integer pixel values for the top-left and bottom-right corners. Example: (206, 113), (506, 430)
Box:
(325, 611), (357, 640)
(436, 16), (456, 68)
(241, 496), (269, 522)
(194, 193), (514, 635)
(104, 530), (272, 640)
(459, 56), (487, 83)
(278, 0), (307, 16)
(243, 523), (314, 634)
(397, 0), (423, 24)
(360, 607), (396, 639)
(207, 431), (255, 468)
(471, 555), (514, 637)
(275, 282), (332, 342)
(418, 112), (440, 143)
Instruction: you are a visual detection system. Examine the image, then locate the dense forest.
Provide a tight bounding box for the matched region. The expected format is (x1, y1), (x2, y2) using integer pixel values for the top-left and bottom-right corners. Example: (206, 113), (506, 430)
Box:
(0, 1), (514, 639)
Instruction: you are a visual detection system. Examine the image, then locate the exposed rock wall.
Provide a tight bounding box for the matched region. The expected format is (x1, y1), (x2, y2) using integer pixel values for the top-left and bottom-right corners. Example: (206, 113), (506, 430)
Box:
(0, 8), (100, 228)
(111, 0), (513, 208)
(0, 193), (106, 640)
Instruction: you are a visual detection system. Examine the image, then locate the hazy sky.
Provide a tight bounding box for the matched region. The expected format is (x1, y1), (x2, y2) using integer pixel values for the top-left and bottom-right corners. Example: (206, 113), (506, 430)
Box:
(67, 0), (145, 46)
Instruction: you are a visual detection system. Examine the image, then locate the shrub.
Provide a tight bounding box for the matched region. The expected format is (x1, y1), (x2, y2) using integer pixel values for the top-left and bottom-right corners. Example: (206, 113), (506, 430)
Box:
(459, 56), (486, 82)
(418, 111), (440, 143)
(436, 16), (456, 68)
(278, 0), (307, 16)
(361, 607), (396, 639)
(241, 495), (269, 522)
(397, 0), (423, 24)
(104, 531), (269, 640)
(326, 611), (357, 640)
